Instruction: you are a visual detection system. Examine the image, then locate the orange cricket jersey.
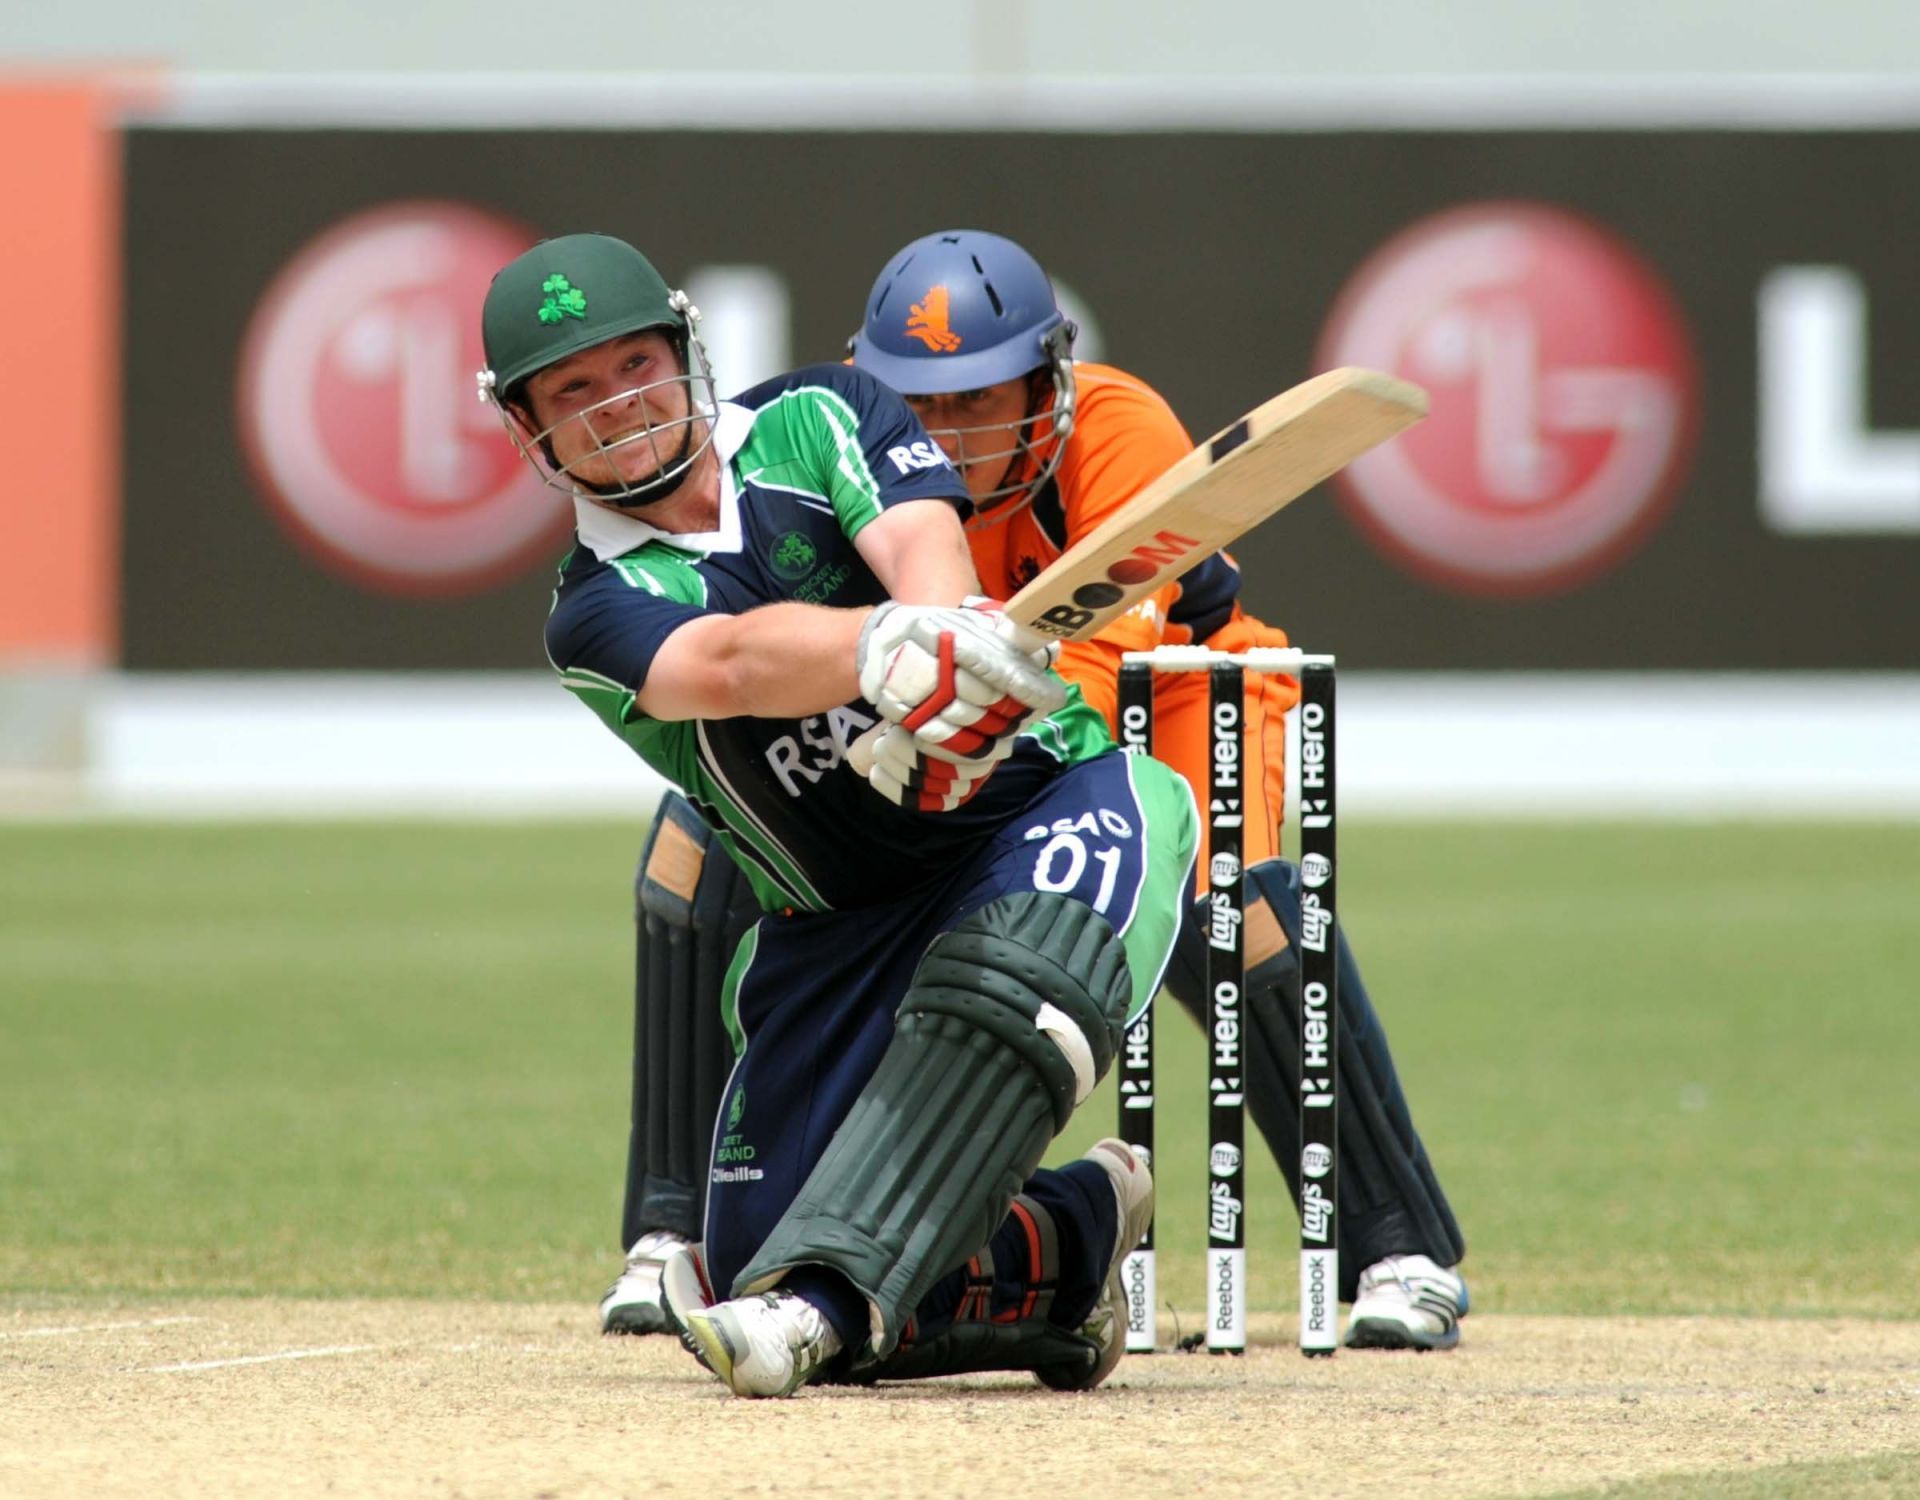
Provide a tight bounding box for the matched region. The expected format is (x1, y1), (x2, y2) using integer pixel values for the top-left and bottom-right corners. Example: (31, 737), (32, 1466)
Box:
(967, 362), (1298, 869)
(967, 362), (1199, 726)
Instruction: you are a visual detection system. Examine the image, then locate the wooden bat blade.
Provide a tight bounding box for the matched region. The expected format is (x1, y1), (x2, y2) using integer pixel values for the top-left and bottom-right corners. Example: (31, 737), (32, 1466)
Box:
(846, 366), (1425, 779)
(1008, 367), (1426, 642)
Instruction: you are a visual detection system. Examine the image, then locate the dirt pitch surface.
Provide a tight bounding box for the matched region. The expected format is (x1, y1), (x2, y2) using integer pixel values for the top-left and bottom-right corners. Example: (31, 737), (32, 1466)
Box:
(4, 1300), (1916, 1499)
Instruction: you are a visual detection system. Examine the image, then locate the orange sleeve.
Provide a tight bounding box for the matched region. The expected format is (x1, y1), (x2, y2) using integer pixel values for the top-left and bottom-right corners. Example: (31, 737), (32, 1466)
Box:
(1060, 366), (1195, 535)
(1048, 365), (1195, 733)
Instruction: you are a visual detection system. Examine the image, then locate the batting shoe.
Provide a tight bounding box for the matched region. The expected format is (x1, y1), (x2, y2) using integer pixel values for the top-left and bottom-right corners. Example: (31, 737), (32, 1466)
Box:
(680, 1291), (844, 1399)
(659, 1242), (717, 1371)
(1344, 1254), (1468, 1351)
(598, 1229), (687, 1335)
(1036, 1137), (1155, 1392)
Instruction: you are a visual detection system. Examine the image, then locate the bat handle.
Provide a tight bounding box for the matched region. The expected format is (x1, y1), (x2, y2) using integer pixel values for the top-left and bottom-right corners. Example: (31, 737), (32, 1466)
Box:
(964, 594), (1052, 661)
(1000, 617), (1051, 658)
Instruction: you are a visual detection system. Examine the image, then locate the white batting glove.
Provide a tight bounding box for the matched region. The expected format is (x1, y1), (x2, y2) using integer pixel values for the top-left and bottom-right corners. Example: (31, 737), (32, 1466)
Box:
(863, 724), (1011, 813)
(910, 599), (1061, 756)
(856, 601), (1065, 754)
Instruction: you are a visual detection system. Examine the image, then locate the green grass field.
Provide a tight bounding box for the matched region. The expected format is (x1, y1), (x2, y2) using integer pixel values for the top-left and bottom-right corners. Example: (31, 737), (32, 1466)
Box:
(3, 819), (1917, 1322)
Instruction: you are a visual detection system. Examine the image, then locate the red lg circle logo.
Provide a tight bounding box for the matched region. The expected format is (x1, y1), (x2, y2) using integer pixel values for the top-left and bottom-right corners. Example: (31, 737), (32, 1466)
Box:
(1318, 202), (1698, 597)
(237, 202), (569, 597)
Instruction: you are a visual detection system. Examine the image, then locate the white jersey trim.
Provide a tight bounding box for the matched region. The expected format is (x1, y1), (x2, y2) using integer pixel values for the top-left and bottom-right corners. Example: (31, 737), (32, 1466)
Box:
(572, 402), (754, 563)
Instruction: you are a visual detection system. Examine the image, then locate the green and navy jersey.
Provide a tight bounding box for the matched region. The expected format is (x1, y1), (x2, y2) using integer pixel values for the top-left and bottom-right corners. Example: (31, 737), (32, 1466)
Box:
(544, 363), (1113, 914)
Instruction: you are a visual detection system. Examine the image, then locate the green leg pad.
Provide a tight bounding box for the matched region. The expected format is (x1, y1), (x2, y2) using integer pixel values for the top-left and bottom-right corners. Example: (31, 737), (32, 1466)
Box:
(848, 1191), (1096, 1386)
(623, 790), (760, 1248)
(732, 892), (1130, 1361)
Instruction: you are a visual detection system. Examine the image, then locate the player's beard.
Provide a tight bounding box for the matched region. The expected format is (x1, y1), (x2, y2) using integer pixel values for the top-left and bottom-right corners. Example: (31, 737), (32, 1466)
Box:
(576, 415), (700, 510)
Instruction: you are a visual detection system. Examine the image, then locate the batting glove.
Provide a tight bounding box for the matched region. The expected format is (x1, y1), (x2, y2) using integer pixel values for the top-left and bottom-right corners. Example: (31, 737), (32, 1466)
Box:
(856, 600), (1065, 753)
(863, 724), (1012, 813)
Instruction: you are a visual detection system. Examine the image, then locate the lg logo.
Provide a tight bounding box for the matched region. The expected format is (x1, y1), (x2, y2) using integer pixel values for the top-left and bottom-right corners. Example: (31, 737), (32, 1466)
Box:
(235, 204), (1103, 599)
(239, 198), (1900, 607)
(1320, 200), (1920, 597)
(1318, 202), (1698, 598)
(1760, 267), (1920, 534)
(237, 202), (564, 598)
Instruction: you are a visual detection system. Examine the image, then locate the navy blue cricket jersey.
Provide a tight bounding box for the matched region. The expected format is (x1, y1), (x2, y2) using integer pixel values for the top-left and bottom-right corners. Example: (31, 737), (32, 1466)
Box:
(544, 363), (1113, 914)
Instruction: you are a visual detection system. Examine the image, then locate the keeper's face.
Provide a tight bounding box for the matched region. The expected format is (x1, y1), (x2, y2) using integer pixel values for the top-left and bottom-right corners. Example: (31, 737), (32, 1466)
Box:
(518, 330), (695, 493)
(904, 374), (1052, 509)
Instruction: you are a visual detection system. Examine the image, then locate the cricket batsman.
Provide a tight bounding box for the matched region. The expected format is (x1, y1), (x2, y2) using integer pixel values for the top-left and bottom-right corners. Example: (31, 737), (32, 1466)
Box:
(481, 232), (1197, 1397)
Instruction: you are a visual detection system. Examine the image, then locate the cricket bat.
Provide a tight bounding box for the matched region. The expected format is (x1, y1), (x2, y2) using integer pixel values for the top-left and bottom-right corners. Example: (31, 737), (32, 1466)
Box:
(1002, 365), (1426, 643)
(850, 367), (1427, 774)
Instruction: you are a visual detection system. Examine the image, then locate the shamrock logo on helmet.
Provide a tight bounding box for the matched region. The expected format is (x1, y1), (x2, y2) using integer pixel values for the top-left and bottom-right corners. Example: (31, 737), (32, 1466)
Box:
(537, 273), (588, 325)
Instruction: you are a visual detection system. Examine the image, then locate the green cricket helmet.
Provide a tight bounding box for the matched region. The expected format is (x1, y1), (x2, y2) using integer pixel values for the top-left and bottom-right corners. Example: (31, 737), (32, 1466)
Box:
(476, 233), (718, 503)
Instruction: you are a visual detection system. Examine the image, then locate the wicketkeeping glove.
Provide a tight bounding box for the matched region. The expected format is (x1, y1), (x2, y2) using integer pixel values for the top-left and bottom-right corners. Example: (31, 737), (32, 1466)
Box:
(856, 599), (1064, 757)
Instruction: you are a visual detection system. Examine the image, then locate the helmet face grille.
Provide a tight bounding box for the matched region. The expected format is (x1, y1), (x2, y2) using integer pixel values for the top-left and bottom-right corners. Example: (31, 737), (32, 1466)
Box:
(513, 373), (719, 503)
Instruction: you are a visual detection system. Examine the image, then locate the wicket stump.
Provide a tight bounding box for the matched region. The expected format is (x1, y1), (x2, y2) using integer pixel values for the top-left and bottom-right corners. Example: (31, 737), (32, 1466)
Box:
(1115, 646), (1339, 1358)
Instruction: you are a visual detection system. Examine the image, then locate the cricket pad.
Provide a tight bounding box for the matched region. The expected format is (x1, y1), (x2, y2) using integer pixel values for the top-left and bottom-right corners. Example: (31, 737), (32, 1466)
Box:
(833, 1191), (1100, 1387)
(1164, 857), (1465, 1298)
(733, 891), (1130, 1361)
(622, 791), (761, 1247)
(849, 1320), (1101, 1385)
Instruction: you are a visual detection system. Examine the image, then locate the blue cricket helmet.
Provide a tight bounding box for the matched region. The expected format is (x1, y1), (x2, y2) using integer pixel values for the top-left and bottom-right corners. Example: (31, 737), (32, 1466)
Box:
(849, 229), (1074, 394)
(851, 230), (1080, 518)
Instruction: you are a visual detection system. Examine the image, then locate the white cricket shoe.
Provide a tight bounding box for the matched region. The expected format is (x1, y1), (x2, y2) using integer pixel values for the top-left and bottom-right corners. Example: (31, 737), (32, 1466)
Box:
(659, 1241), (717, 1371)
(598, 1229), (687, 1335)
(681, 1291), (844, 1398)
(1036, 1137), (1155, 1391)
(1344, 1253), (1467, 1351)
